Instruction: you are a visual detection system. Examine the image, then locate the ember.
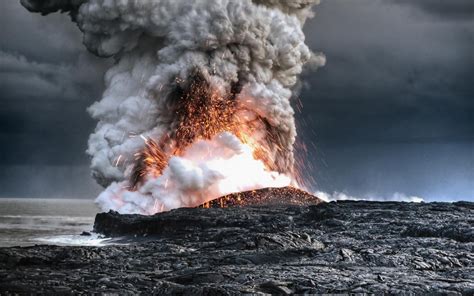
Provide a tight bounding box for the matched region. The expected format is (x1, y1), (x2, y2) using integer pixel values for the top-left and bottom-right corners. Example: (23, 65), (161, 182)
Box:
(199, 187), (323, 208)
(33, 0), (326, 215)
(173, 72), (238, 152)
(130, 71), (294, 193)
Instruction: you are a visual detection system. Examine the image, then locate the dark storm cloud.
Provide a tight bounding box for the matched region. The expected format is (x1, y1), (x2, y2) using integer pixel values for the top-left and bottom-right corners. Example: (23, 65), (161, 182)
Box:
(0, 1), (110, 102)
(0, 96), (96, 165)
(0, 1), (84, 63)
(0, 1), (109, 198)
(393, 0), (474, 20)
(298, 0), (473, 199)
(0, 0), (472, 200)
(20, 0), (84, 15)
(0, 1), (110, 198)
(0, 51), (106, 100)
(302, 0), (474, 143)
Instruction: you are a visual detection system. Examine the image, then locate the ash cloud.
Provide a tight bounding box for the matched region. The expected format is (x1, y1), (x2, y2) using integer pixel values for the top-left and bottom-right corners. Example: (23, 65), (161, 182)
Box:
(21, 0), (324, 213)
(6, 0), (472, 202)
(20, 0), (84, 15)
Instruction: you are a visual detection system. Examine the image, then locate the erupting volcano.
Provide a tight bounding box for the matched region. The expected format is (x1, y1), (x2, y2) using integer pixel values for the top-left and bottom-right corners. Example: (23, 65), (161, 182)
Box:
(21, 0), (326, 214)
(8, 2), (472, 295)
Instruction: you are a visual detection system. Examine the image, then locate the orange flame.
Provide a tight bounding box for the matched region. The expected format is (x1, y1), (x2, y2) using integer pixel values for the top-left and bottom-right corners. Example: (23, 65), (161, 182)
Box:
(130, 71), (305, 197)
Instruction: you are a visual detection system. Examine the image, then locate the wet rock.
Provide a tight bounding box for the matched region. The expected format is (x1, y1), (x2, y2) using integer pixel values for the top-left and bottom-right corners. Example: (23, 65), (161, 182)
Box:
(259, 281), (293, 295)
(402, 223), (474, 242)
(0, 199), (473, 294)
(339, 248), (354, 262)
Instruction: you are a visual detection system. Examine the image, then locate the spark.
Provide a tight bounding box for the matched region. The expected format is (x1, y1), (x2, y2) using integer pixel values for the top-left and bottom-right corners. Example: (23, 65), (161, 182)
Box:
(115, 155), (123, 167)
(127, 71), (304, 208)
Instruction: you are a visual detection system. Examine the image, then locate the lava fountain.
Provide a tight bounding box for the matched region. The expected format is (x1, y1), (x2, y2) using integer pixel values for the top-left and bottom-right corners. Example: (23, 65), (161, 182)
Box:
(21, 0), (325, 214)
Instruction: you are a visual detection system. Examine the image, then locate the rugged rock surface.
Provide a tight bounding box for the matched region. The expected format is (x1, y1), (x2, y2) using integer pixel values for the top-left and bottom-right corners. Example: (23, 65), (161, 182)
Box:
(95, 187), (322, 237)
(1, 199), (473, 294)
(199, 187), (324, 208)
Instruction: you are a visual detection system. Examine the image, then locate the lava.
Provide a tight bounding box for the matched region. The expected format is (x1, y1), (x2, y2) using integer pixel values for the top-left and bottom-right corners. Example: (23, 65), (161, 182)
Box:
(199, 186), (322, 208)
(128, 71), (297, 205)
(22, 0), (326, 215)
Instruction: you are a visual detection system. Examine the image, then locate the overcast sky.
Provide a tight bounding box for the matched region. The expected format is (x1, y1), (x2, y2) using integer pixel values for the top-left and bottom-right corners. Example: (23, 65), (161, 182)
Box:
(0, 0), (472, 201)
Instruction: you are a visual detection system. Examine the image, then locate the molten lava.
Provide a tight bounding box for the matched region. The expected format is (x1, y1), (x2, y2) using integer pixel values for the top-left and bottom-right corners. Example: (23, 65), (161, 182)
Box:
(131, 137), (168, 190)
(174, 73), (238, 151)
(97, 71), (306, 214)
(199, 186), (322, 208)
(131, 72), (290, 192)
(24, 0), (325, 215)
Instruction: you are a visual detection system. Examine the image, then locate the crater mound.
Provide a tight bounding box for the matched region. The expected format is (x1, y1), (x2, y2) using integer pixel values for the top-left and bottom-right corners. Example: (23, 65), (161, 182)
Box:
(199, 186), (323, 208)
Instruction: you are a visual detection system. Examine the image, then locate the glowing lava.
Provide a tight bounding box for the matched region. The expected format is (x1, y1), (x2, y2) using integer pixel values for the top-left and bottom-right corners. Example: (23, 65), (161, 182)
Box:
(96, 73), (297, 215)
(199, 186), (322, 208)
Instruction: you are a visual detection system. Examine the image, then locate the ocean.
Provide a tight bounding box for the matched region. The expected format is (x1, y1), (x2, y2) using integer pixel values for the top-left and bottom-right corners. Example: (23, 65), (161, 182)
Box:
(0, 198), (111, 247)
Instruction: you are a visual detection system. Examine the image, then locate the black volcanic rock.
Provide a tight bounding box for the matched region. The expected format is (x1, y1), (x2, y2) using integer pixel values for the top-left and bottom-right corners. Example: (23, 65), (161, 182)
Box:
(94, 187), (322, 237)
(1, 200), (473, 294)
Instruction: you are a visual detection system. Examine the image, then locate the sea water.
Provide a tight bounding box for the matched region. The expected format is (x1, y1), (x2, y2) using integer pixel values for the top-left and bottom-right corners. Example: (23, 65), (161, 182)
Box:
(0, 198), (112, 247)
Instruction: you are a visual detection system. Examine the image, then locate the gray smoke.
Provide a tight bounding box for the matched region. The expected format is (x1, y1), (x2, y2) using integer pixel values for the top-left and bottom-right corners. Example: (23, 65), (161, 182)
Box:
(20, 0), (84, 16)
(21, 0), (325, 213)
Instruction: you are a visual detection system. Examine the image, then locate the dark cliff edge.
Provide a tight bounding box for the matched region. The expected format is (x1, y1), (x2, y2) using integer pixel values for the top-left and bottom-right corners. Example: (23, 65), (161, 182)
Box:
(94, 186), (323, 237)
(1, 195), (473, 294)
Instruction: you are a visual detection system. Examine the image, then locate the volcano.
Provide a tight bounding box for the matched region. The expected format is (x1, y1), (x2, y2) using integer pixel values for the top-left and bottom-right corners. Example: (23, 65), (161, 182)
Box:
(20, 0), (328, 215)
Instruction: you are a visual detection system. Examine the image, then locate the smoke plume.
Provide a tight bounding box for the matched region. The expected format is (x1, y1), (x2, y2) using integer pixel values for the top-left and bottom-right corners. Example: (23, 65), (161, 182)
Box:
(21, 0), (325, 214)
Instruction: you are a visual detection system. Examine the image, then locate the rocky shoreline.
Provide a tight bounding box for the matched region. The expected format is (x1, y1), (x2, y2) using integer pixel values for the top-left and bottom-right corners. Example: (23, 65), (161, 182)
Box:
(1, 199), (473, 294)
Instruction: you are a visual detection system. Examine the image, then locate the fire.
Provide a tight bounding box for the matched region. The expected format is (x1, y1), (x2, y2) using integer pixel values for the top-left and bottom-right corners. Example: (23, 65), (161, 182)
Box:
(130, 137), (168, 190)
(174, 73), (237, 151)
(130, 72), (290, 192)
(96, 71), (303, 215)
(24, 0), (325, 216)
(199, 187), (322, 208)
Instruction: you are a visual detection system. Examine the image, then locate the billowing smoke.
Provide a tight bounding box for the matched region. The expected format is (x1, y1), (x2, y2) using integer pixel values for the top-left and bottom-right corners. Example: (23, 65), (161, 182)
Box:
(21, 0), (325, 214)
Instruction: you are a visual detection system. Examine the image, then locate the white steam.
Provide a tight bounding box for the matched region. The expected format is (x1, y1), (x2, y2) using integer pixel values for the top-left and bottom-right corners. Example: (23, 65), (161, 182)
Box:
(21, 0), (324, 214)
(315, 191), (424, 203)
(98, 132), (291, 214)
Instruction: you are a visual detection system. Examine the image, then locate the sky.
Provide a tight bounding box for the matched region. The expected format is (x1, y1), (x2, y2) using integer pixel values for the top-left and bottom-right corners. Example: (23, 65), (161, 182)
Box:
(0, 0), (472, 201)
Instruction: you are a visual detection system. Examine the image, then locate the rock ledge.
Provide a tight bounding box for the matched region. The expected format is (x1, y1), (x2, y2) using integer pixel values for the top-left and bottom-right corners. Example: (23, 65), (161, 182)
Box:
(1, 199), (473, 294)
